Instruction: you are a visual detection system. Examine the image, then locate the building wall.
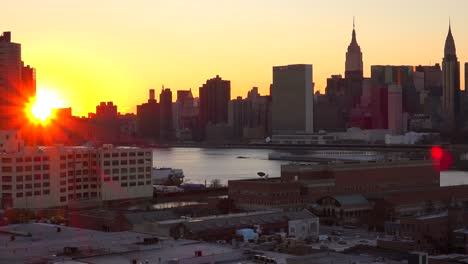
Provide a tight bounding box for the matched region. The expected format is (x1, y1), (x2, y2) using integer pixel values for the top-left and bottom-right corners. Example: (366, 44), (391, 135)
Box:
(388, 84), (403, 133)
(272, 64), (314, 134)
(288, 218), (319, 240)
(0, 134), (153, 209)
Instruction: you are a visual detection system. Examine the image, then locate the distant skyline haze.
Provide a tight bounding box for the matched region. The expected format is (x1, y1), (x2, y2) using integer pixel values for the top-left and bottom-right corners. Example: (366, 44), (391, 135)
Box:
(4, 0), (468, 116)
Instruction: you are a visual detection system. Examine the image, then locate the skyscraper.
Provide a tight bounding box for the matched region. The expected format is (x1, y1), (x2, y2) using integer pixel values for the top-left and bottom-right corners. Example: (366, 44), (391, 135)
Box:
(137, 89), (160, 141)
(159, 87), (173, 140)
(441, 23), (460, 130)
(272, 64), (314, 134)
(345, 19), (363, 79)
(0, 32), (35, 129)
(388, 84), (403, 133)
(199, 75), (231, 134)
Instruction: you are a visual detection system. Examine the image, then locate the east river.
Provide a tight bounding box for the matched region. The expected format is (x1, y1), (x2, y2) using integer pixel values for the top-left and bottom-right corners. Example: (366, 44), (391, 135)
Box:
(152, 147), (468, 186)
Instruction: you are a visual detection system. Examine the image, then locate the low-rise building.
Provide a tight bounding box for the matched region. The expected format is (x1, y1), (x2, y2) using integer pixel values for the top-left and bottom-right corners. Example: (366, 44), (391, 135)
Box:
(0, 131), (153, 209)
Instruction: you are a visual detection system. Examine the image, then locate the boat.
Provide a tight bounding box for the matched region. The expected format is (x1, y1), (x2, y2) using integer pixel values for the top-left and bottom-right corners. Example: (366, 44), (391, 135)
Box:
(151, 168), (184, 186)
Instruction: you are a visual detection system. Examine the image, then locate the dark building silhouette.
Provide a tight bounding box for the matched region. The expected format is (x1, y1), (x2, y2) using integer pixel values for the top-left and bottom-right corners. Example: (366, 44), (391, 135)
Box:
(0, 31), (36, 129)
(137, 89), (160, 141)
(414, 64), (443, 129)
(228, 87), (271, 140)
(159, 87), (173, 141)
(174, 89), (199, 140)
(199, 75), (230, 137)
(441, 23), (461, 130)
(89, 102), (120, 143)
(344, 20), (364, 114)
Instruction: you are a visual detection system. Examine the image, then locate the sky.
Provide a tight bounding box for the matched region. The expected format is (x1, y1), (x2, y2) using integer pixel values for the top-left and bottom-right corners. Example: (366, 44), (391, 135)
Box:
(3, 0), (468, 116)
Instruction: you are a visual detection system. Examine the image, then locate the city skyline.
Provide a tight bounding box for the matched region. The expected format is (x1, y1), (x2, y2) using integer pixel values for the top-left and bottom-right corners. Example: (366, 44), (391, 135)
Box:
(4, 0), (468, 116)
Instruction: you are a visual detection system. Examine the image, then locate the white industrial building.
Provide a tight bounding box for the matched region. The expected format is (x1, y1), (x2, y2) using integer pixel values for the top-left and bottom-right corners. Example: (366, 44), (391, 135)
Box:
(0, 130), (153, 209)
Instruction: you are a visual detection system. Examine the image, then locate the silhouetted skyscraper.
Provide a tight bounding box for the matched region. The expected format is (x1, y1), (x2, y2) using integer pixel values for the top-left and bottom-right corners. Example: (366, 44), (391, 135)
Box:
(388, 84), (403, 133)
(345, 19), (363, 79)
(0, 31), (35, 129)
(272, 64), (314, 134)
(159, 87), (173, 141)
(441, 23), (460, 130)
(199, 75), (231, 135)
(137, 89), (160, 141)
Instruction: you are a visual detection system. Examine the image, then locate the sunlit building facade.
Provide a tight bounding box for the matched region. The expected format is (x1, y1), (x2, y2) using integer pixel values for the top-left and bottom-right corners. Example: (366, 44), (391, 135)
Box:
(0, 131), (153, 209)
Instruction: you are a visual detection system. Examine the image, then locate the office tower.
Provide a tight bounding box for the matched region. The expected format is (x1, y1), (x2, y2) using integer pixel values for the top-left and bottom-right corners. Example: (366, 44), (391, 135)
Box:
(228, 87), (271, 140)
(0, 32), (32, 129)
(90, 102), (120, 142)
(159, 87), (173, 140)
(345, 19), (363, 79)
(414, 65), (443, 129)
(441, 24), (460, 130)
(21, 63), (36, 102)
(199, 75), (231, 134)
(137, 89), (160, 141)
(465, 62), (468, 91)
(388, 84), (403, 133)
(272, 64), (314, 134)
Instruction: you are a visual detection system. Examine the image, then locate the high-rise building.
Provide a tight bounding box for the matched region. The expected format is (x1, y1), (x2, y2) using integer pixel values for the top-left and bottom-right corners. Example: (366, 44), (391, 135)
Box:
(228, 87), (271, 140)
(159, 87), (173, 141)
(441, 24), (461, 130)
(345, 19), (363, 79)
(387, 84), (403, 133)
(137, 89), (160, 141)
(199, 75), (231, 135)
(272, 64), (314, 134)
(465, 62), (468, 91)
(0, 32), (35, 129)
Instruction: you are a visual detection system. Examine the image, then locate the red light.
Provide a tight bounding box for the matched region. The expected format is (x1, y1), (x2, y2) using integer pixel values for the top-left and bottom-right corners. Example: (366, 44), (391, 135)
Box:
(431, 146), (453, 171)
(431, 146), (444, 161)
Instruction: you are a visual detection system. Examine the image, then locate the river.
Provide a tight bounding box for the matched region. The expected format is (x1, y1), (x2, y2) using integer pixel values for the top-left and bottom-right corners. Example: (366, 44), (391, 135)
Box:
(152, 147), (468, 186)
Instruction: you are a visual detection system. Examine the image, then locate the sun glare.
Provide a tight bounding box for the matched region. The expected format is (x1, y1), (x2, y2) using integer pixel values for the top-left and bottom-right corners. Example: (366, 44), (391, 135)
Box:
(27, 90), (64, 125)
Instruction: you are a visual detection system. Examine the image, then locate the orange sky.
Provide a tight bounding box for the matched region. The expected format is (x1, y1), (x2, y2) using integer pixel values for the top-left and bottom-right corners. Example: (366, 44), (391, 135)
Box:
(4, 0), (468, 116)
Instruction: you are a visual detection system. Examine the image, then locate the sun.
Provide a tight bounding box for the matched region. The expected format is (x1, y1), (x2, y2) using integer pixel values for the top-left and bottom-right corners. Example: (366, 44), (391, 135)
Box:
(26, 90), (64, 125)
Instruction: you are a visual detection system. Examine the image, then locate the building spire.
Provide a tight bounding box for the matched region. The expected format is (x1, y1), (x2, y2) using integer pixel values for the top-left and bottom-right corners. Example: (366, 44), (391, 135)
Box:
(353, 16), (355, 30)
(444, 19), (456, 57)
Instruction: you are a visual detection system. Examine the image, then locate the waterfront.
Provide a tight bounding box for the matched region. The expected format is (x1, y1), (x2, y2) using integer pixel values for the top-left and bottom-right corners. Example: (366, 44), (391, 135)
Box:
(152, 147), (468, 186)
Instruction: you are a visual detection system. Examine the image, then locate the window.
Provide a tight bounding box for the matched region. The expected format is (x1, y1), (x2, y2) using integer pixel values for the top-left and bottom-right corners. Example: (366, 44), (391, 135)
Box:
(120, 160), (128, 165)
(104, 177), (110, 182)
(16, 193), (23, 198)
(34, 183), (41, 188)
(2, 166), (12, 173)
(33, 157), (41, 162)
(25, 184), (32, 189)
(60, 196), (66, 202)
(34, 190), (41, 196)
(16, 184), (23, 190)
(34, 174), (41, 180)
(2, 158), (12, 163)
(138, 181), (144, 186)
(112, 160), (119, 166)
(2, 185), (12, 190)
(60, 188), (66, 193)
(121, 182), (128, 187)
(129, 182), (136, 186)
(103, 161), (110, 166)
(2, 176), (12, 182)
(26, 192), (32, 197)
(43, 182), (50, 187)
(43, 190), (50, 195)
(16, 157), (23, 162)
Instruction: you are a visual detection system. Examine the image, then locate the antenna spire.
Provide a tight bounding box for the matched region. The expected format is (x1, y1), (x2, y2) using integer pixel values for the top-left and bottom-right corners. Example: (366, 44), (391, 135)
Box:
(353, 16), (355, 30)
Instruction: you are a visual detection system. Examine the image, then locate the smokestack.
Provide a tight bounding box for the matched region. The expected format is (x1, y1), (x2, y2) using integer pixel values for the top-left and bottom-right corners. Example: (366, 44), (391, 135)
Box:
(149, 89), (155, 100)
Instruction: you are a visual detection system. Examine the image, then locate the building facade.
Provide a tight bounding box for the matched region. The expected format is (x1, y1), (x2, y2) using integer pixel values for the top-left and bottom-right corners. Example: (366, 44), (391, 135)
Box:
(0, 131), (153, 209)
(272, 64), (314, 134)
(137, 89), (160, 141)
(159, 87), (173, 141)
(388, 84), (403, 133)
(0, 32), (35, 129)
(199, 75), (231, 138)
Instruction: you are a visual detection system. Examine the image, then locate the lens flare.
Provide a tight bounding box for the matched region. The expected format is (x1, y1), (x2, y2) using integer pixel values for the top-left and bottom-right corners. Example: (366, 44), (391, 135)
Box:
(26, 89), (64, 125)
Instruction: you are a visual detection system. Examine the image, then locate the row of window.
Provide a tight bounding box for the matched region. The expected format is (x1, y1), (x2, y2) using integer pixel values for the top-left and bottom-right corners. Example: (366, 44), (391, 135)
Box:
(60, 192), (98, 202)
(120, 181), (151, 187)
(103, 167), (150, 174)
(15, 189), (50, 197)
(102, 159), (146, 166)
(2, 164), (50, 172)
(1, 156), (49, 163)
(103, 174), (151, 182)
(60, 179), (98, 185)
(2, 175), (50, 182)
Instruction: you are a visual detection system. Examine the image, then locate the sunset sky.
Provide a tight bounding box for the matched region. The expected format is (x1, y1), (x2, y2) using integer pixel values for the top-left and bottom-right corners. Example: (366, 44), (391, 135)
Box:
(4, 0), (468, 116)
